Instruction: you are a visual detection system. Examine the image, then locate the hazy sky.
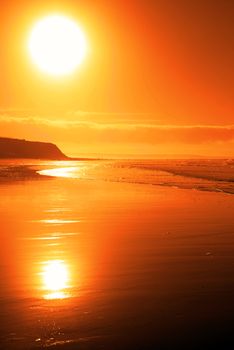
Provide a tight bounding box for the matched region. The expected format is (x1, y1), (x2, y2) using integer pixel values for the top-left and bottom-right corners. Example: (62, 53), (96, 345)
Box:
(0, 0), (233, 156)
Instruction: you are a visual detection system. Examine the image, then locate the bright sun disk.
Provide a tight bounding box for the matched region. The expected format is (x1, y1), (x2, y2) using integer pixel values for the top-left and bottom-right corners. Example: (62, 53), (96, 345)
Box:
(28, 14), (86, 76)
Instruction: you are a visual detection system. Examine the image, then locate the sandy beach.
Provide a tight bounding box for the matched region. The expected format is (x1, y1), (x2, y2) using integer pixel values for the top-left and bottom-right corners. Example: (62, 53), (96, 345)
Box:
(0, 160), (234, 349)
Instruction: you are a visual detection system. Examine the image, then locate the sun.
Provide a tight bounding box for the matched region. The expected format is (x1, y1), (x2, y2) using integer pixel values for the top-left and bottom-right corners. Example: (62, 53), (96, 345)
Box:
(28, 14), (87, 76)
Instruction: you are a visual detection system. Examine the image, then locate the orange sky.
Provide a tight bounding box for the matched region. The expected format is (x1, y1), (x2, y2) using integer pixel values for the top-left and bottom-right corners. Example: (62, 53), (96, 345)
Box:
(0, 0), (233, 157)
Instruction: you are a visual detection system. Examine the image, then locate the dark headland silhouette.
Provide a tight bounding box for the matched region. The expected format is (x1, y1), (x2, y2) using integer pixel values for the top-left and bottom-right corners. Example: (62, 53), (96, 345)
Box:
(0, 137), (68, 160)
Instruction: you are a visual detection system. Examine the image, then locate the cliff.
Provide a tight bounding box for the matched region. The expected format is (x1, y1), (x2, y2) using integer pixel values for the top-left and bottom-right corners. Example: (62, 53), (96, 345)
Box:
(0, 137), (68, 160)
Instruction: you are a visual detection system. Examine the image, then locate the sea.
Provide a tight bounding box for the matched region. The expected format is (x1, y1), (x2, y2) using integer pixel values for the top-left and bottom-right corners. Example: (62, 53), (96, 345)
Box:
(0, 158), (233, 194)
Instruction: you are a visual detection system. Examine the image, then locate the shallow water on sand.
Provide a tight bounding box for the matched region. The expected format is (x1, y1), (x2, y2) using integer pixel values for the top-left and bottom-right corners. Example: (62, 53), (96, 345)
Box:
(1, 158), (234, 193)
(0, 160), (234, 349)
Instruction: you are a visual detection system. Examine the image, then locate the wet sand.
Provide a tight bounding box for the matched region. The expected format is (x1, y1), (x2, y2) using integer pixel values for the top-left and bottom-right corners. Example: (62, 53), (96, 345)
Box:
(0, 174), (234, 349)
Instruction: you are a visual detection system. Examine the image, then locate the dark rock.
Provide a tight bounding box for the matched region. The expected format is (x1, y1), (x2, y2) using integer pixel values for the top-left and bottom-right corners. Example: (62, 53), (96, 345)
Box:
(0, 137), (67, 160)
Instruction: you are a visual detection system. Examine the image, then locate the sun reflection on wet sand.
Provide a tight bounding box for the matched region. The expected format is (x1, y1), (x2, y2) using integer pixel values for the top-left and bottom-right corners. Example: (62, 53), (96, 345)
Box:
(37, 160), (99, 179)
(44, 291), (69, 300)
(38, 166), (80, 178)
(41, 260), (71, 300)
(38, 219), (81, 224)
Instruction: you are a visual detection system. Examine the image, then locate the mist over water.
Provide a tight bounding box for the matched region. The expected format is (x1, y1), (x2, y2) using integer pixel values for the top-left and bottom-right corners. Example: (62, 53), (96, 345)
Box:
(0, 159), (234, 349)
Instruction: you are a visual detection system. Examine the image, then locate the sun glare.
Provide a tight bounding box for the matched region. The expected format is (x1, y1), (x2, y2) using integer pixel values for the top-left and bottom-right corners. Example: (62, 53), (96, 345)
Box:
(28, 15), (87, 76)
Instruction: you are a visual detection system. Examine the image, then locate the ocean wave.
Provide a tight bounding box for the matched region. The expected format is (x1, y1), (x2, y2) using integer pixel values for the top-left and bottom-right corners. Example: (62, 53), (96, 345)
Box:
(0, 159), (233, 194)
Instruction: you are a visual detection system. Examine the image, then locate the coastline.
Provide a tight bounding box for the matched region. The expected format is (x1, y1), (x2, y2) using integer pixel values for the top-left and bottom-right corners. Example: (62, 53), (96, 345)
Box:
(0, 158), (233, 194)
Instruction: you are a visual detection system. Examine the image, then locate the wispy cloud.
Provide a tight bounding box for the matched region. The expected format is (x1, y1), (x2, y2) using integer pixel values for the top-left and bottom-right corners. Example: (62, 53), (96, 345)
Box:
(66, 110), (159, 124)
(0, 113), (234, 145)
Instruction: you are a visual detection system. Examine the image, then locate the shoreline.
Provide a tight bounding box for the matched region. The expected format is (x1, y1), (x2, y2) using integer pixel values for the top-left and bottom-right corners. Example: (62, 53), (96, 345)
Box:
(0, 159), (233, 195)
